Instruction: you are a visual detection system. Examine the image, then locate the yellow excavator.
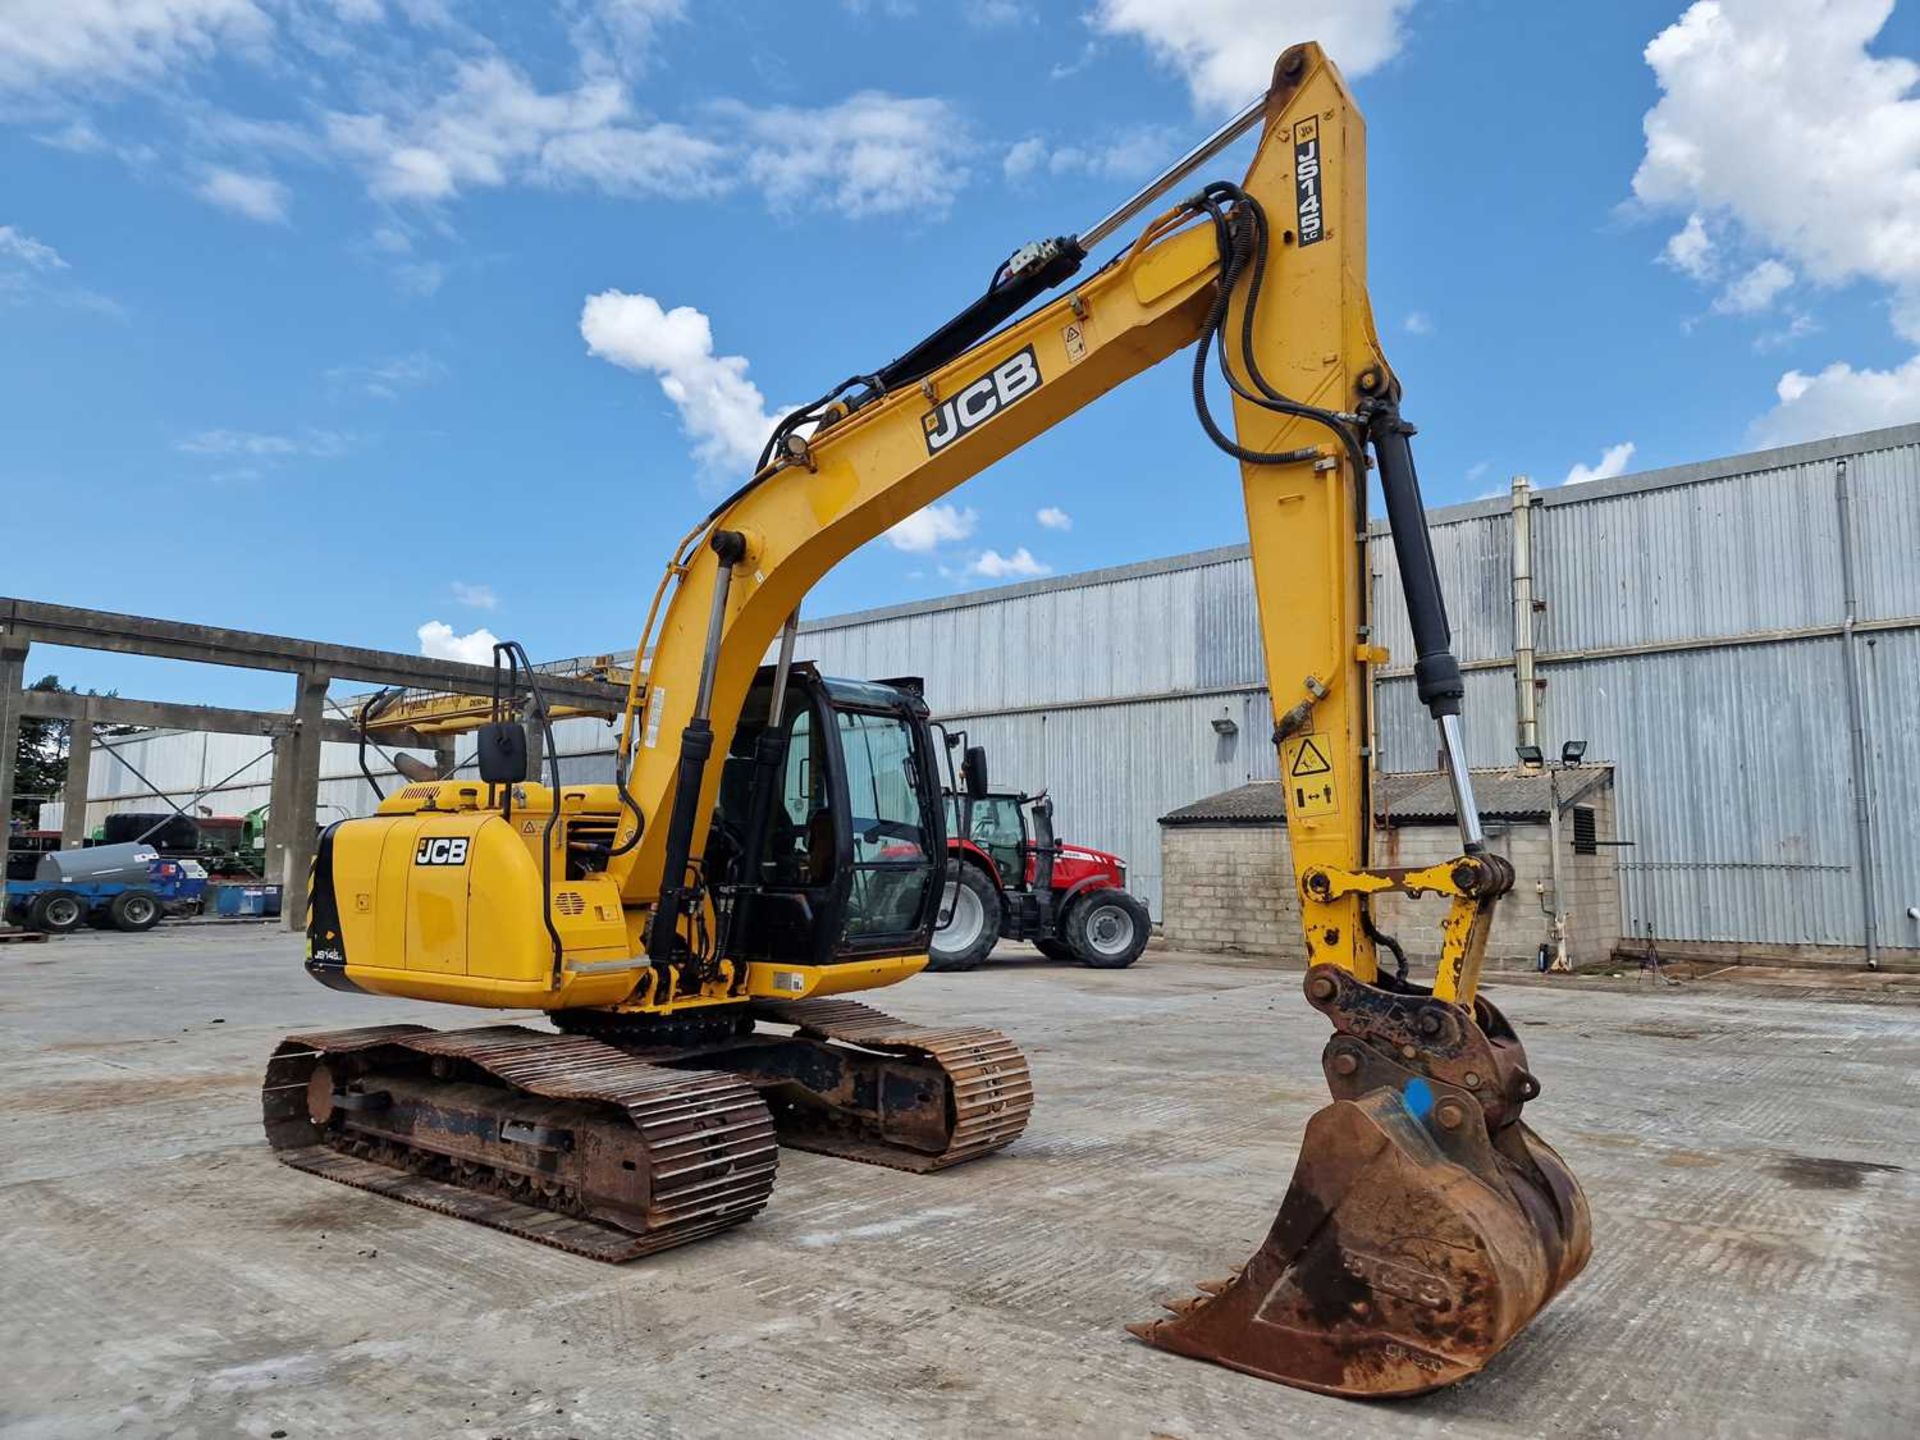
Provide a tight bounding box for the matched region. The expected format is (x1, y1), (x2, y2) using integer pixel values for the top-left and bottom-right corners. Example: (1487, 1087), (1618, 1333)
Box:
(264, 43), (1589, 1398)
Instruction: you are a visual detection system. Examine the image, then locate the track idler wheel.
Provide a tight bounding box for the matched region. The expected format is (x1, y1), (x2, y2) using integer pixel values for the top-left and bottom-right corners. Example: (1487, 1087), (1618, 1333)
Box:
(1130, 967), (1590, 1398)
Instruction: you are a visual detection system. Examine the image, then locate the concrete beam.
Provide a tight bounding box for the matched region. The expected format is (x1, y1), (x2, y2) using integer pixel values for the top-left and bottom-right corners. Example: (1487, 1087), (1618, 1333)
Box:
(15, 690), (436, 750)
(21, 689), (288, 737)
(0, 597), (627, 709)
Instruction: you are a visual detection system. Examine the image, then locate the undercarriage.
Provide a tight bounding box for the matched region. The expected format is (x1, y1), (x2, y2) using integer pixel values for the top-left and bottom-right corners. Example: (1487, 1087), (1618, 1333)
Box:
(262, 998), (1033, 1260)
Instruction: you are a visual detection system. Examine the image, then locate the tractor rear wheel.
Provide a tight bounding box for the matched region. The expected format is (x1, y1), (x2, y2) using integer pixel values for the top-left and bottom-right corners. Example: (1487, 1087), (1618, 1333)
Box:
(1066, 889), (1151, 969)
(927, 862), (1001, 971)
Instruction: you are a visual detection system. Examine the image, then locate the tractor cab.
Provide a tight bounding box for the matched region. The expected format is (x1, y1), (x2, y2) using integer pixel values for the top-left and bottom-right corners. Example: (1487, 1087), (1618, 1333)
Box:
(710, 663), (949, 969)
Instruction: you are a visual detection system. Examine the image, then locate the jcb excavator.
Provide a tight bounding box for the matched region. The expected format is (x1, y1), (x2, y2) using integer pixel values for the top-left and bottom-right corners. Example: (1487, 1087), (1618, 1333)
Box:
(264, 43), (1589, 1398)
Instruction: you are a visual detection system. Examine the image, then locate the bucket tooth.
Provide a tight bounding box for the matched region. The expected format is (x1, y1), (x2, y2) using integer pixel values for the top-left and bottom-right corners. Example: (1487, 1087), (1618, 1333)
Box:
(1195, 1277), (1231, 1296)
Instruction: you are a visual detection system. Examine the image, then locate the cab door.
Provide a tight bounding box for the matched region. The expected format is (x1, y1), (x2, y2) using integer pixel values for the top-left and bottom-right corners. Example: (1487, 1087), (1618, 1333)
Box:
(834, 707), (941, 953)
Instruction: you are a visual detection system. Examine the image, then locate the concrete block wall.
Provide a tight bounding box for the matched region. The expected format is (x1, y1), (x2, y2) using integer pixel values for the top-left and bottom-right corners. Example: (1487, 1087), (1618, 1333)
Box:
(1561, 786), (1624, 965)
(1161, 824), (1303, 956)
(1160, 809), (1624, 968)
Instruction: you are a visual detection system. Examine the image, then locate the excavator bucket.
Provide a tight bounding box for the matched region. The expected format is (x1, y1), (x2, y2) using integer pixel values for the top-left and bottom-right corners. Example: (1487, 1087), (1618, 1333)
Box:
(1130, 967), (1590, 1397)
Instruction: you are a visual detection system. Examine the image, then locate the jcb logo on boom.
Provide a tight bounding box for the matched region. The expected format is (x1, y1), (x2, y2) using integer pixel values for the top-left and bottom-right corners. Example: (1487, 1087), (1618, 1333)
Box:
(922, 346), (1042, 455)
(413, 836), (470, 867)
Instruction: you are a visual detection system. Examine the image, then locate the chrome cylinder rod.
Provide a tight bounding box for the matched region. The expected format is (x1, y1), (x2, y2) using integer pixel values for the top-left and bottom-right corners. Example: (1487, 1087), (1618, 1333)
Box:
(1437, 713), (1486, 852)
(1077, 95), (1265, 252)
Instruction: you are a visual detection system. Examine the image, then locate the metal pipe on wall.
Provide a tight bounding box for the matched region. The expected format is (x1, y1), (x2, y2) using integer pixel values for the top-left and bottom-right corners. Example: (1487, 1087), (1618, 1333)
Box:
(1511, 475), (1538, 752)
(1834, 457), (1881, 970)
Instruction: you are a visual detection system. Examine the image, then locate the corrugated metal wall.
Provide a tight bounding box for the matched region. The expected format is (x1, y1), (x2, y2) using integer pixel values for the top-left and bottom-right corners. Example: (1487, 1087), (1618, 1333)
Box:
(50, 425), (1919, 951)
(801, 423), (1920, 947)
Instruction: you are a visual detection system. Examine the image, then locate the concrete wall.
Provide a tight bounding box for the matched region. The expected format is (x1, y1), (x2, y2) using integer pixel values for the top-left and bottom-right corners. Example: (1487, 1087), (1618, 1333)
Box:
(1160, 824), (1302, 955)
(1161, 802), (1623, 969)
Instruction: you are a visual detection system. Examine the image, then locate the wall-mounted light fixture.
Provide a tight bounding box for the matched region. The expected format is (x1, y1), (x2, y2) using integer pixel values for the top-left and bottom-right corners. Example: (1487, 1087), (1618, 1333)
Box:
(1211, 709), (1239, 736)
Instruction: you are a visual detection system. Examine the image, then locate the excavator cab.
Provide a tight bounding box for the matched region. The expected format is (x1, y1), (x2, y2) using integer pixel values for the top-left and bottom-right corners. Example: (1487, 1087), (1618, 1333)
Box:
(710, 663), (948, 968)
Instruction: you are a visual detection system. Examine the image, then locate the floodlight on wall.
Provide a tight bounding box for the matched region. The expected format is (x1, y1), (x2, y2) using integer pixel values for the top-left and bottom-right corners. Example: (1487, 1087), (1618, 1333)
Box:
(1561, 740), (1588, 767)
(1211, 709), (1239, 736)
(1516, 744), (1545, 768)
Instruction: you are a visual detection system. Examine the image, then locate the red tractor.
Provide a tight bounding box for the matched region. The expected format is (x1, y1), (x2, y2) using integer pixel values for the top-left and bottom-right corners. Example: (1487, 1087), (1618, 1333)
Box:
(928, 740), (1151, 971)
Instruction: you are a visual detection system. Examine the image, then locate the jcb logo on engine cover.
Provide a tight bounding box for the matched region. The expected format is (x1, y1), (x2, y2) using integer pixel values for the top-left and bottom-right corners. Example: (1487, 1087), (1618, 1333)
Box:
(413, 836), (470, 867)
(922, 346), (1042, 454)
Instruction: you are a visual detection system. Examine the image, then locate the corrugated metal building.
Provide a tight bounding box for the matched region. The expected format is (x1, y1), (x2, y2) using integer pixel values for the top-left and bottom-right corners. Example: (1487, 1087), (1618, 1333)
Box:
(48, 423), (1919, 956)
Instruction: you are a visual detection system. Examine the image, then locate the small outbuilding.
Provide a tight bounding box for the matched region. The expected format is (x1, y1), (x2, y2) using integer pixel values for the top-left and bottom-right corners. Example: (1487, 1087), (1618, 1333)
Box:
(1159, 765), (1622, 970)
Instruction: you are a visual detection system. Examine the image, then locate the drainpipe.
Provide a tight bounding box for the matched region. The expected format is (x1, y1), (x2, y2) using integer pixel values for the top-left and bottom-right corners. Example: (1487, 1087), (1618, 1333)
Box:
(1511, 474), (1539, 753)
(1545, 768), (1570, 972)
(1834, 458), (1880, 970)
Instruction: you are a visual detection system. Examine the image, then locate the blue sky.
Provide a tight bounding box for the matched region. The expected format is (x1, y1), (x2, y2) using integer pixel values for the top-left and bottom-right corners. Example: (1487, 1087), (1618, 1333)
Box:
(4, 0), (1918, 708)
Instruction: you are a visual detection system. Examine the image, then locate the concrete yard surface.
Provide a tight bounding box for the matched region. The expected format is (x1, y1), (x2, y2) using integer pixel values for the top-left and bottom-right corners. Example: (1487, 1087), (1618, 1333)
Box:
(3, 927), (1917, 1440)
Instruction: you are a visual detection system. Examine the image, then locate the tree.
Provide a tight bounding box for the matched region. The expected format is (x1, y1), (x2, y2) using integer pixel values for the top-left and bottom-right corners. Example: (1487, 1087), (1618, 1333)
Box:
(10, 676), (72, 829)
(8, 676), (140, 830)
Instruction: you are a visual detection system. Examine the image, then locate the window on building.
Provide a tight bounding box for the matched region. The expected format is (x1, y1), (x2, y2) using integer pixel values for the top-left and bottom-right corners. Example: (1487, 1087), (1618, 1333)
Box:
(1572, 806), (1598, 855)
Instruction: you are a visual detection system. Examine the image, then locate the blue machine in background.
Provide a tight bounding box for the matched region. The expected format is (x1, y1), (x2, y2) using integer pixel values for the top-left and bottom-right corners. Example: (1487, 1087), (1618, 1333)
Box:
(3, 843), (208, 934)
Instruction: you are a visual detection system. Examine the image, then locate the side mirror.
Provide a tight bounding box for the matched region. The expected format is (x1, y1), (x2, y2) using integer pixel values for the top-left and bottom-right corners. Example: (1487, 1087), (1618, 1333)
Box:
(962, 745), (990, 801)
(476, 722), (529, 784)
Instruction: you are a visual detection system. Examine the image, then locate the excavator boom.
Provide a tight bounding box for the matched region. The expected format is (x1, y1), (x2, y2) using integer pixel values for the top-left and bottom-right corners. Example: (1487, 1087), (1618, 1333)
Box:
(273, 42), (1588, 1399)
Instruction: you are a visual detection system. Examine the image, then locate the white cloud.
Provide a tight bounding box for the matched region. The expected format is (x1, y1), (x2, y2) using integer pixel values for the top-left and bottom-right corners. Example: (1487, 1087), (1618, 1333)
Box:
(197, 168), (289, 223)
(1403, 310), (1433, 336)
(177, 428), (349, 458)
(450, 581), (497, 610)
(580, 289), (783, 476)
(326, 350), (445, 399)
(1003, 136), (1046, 182)
(1713, 257), (1794, 316)
(0, 0), (271, 95)
(886, 503), (977, 553)
(1751, 355), (1920, 446)
(725, 92), (972, 218)
(1001, 127), (1176, 184)
(418, 620), (500, 664)
(1662, 212), (1716, 280)
(326, 57), (727, 204)
(1563, 441), (1637, 486)
(965, 1), (1026, 25)
(0, 223), (125, 318)
(570, 0), (687, 78)
(1035, 505), (1071, 530)
(1634, 0), (1920, 335)
(969, 547), (1050, 579)
(0, 224), (66, 270)
(1093, 0), (1416, 110)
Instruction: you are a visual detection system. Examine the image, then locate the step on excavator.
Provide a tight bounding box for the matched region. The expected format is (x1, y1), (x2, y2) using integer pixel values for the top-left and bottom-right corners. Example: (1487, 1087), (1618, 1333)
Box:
(265, 42), (1589, 1398)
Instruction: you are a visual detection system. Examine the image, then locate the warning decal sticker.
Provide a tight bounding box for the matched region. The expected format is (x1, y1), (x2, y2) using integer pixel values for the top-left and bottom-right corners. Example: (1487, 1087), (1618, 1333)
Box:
(1282, 734), (1338, 817)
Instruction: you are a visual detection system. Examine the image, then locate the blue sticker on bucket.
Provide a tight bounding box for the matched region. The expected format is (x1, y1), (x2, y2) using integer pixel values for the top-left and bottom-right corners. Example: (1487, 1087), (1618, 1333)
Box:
(1404, 1077), (1435, 1122)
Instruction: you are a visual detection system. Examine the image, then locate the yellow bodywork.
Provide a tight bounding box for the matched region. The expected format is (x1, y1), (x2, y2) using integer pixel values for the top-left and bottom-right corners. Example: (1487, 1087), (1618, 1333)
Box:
(309, 42), (1499, 1018)
(308, 781), (928, 1008)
